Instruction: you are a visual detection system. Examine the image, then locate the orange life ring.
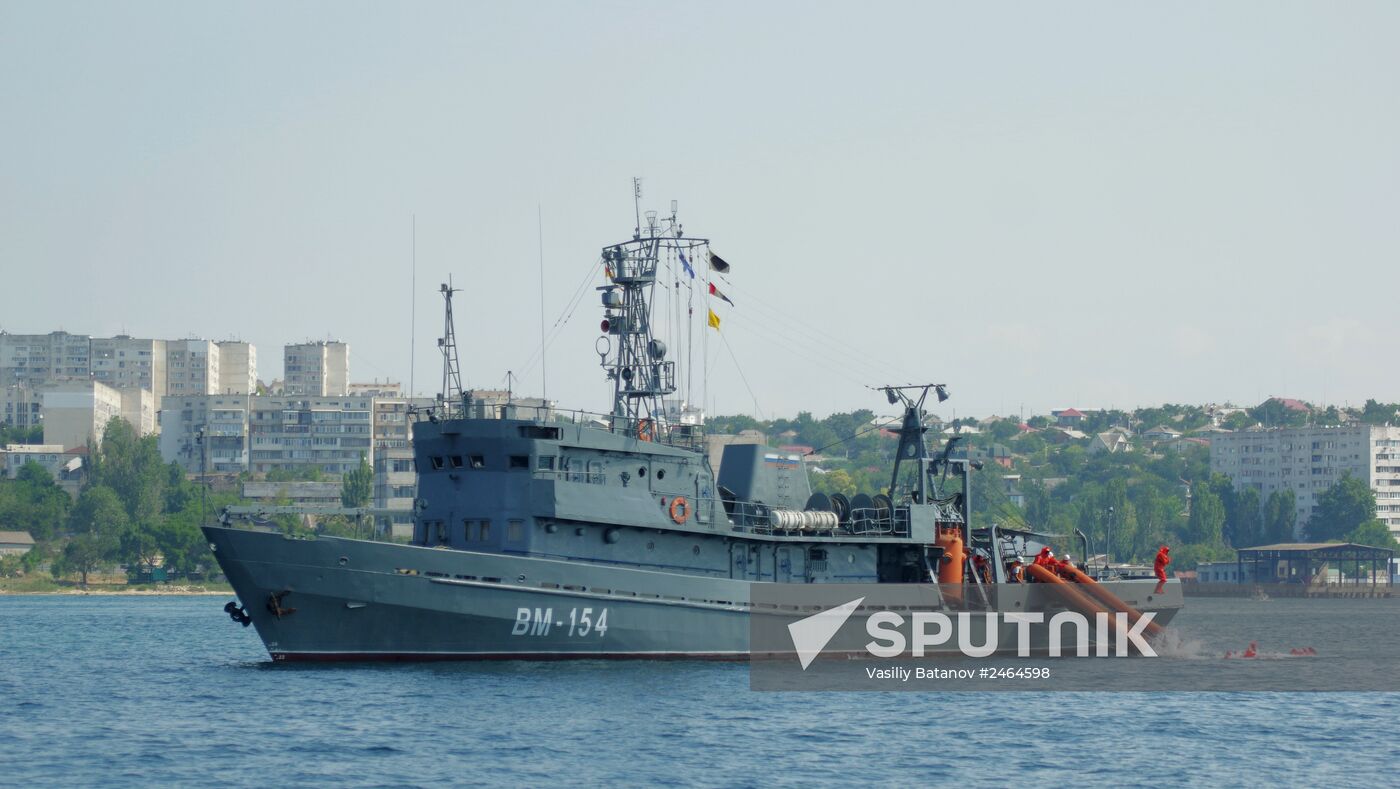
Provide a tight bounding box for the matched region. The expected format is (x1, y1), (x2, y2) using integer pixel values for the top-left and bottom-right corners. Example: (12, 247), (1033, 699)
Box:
(637, 418), (654, 442)
(669, 496), (690, 524)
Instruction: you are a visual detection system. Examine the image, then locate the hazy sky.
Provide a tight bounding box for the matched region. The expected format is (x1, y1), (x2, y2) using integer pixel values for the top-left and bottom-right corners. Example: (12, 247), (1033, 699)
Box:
(3, 1), (1397, 420)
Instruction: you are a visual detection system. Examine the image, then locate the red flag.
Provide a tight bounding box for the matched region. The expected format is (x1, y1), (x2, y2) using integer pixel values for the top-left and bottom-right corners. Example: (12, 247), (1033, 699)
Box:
(708, 282), (734, 306)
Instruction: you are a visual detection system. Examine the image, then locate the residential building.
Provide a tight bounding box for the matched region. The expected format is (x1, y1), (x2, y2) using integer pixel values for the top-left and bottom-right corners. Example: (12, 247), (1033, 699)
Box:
(1142, 425), (1183, 441)
(1210, 425), (1400, 540)
(1, 443), (83, 480)
(283, 341), (349, 396)
(118, 388), (156, 436)
(1, 384), (43, 430)
(216, 341), (257, 395)
(90, 336), (167, 399)
(165, 340), (220, 396)
(350, 380), (402, 397)
(374, 445), (417, 539)
(0, 331), (91, 388)
(158, 394), (253, 474)
(0, 531), (35, 556)
(1089, 431), (1132, 454)
(1053, 408), (1086, 427)
(42, 381), (124, 449)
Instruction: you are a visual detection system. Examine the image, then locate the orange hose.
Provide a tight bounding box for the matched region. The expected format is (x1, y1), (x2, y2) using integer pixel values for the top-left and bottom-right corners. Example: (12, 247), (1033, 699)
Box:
(1024, 563), (1132, 650)
(1057, 564), (1165, 639)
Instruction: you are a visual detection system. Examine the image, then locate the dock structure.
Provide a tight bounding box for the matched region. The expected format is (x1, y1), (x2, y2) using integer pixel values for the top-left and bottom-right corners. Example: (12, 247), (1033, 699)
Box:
(1235, 542), (1395, 597)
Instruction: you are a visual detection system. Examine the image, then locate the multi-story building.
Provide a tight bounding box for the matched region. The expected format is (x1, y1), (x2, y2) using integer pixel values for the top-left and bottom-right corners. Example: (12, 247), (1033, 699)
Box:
(158, 394), (253, 474)
(41, 381), (124, 449)
(215, 341), (257, 395)
(90, 336), (167, 400)
(0, 331), (91, 388)
(283, 341), (350, 397)
(1, 384), (43, 430)
(165, 340), (220, 397)
(1211, 425), (1400, 540)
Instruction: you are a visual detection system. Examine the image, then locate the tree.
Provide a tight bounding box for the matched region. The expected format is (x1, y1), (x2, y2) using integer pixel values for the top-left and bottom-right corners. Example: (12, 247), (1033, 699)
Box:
(68, 485), (130, 537)
(812, 468), (856, 497)
(1186, 487), (1226, 546)
(1262, 489), (1297, 543)
(54, 531), (119, 586)
(1346, 519), (1399, 550)
(1306, 473), (1376, 541)
(0, 461), (71, 542)
(341, 453), (373, 509)
(90, 418), (167, 524)
(1229, 486), (1262, 548)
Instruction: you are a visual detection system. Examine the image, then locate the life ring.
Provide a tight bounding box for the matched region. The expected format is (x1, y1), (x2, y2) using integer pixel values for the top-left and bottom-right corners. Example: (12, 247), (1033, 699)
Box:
(637, 418), (654, 442)
(669, 496), (690, 524)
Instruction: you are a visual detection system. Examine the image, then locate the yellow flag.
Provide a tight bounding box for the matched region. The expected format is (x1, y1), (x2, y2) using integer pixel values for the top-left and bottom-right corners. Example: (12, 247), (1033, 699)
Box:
(707, 309), (721, 330)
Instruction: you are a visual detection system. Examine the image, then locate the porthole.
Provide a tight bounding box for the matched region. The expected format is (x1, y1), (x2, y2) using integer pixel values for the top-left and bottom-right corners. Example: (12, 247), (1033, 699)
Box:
(692, 545), (701, 555)
(638, 467), (647, 477)
(647, 541), (656, 551)
(656, 469), (666, 480)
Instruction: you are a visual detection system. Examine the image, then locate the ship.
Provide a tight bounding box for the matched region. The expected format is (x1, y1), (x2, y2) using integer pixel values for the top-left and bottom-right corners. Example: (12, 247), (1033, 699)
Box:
(205, 199), (1182, 661)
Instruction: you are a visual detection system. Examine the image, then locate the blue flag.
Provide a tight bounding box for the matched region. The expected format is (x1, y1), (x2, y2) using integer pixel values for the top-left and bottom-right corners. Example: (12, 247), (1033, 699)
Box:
(678, 249), (695, 279)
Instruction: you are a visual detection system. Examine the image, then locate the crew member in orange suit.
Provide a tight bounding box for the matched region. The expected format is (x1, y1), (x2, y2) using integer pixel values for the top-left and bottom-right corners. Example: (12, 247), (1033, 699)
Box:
(1154, 545), (1171, 594)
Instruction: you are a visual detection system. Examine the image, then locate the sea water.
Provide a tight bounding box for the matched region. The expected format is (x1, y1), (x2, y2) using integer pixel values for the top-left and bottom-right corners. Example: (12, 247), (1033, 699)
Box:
(1, 596), (1397, 787)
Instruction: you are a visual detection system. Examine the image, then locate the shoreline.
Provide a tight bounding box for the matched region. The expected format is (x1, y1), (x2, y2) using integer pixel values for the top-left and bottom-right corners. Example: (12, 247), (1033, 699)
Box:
(0, 586), (232, 597)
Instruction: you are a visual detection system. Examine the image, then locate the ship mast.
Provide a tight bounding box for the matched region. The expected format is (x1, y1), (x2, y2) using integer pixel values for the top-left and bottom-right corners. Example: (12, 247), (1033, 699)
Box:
(438, 280), (466, 415)
(598, 183), (708, 437)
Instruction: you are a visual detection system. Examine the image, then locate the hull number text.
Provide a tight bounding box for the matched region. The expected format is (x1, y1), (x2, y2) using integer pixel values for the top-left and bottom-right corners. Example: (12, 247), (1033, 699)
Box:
(512, 607), (609, 637)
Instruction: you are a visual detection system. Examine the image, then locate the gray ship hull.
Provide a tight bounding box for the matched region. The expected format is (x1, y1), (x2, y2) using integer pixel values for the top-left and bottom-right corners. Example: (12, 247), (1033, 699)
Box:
(204, 525), (1182, 661)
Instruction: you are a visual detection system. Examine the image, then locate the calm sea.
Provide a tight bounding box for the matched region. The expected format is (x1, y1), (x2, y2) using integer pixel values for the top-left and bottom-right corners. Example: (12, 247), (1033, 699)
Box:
(2, 595), (1398, 787)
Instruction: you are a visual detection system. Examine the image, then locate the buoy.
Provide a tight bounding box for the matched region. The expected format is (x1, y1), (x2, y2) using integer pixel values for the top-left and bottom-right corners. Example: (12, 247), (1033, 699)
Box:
(669, 496), (690, 524)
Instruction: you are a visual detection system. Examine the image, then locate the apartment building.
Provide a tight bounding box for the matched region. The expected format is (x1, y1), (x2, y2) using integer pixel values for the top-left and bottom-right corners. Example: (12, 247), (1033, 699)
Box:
(283, 341), (349, 396)
(165, 340), (220, 397)
(1, 384), (43, 430)
(41, 381), (125, 449)
(0, 331), (91, 388)
(157, 394), (253, 473)
(1210, 424), (1400, 540)
(216, 341), (257, 395)
(90, 336), (167, 399)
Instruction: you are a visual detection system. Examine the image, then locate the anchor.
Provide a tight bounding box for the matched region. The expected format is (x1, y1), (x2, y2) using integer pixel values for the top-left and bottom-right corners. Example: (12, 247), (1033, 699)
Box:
(266, 590), (297, 619)
(223, 601), (252, 627)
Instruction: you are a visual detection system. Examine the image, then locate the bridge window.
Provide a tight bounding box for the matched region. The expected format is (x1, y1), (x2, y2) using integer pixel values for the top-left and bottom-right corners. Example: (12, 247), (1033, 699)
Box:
(508, 520), (524, 542)
(519, 426), (562, 440)
(538, 456), (555, 470)
(450, 455), (464, 468)
(469, 455), (485, 469)
(430, 457), (445, 470)
(509, 455), (530, 469)
(479, 520), (492, 541)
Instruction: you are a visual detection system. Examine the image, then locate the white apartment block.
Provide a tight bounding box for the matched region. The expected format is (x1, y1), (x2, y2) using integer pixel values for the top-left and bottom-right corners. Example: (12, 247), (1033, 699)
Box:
(91, 336), (167, 399)
(2, 384), (43, 430)
(216, 341), (257, 394)
(158, 394), (253, 474)
(165, 340), (220, 397)
(283, 341), (349, 396)
(0, 331), (91, 388)
(1210, 425), (1400, 540)
(42, 381), (124, 450)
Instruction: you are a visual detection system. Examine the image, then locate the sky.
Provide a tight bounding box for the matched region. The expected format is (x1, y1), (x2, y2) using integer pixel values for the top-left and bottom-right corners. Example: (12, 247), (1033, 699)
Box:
(2, 1), (1398, 421)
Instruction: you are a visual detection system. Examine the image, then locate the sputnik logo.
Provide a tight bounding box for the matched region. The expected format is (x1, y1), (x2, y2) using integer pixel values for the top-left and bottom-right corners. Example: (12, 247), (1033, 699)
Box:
(787, 597), (864, 669)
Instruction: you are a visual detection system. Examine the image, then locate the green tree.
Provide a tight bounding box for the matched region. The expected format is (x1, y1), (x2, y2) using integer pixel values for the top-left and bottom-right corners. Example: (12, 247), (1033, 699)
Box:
(1229, 486), (1262, 548)
(1306, 473), (1376, 541)
(1186, 487), (1226, 546)
(1346, 519), (1400, 550)
(812, 468), (856, 497)
(1262, 489), (1297, 543)
(54, 531), (119, 586)
(0, 461), (71, 542)
(341, 453), (373, 508)
(90, 418), (167, 525)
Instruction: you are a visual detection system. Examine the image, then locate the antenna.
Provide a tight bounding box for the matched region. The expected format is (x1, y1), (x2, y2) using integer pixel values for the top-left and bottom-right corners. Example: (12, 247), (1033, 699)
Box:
(632, 177), (642, 239)
(538, 204), (547, 403)
(438, 279), (464, 412)
(410, 215), (416, 398)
